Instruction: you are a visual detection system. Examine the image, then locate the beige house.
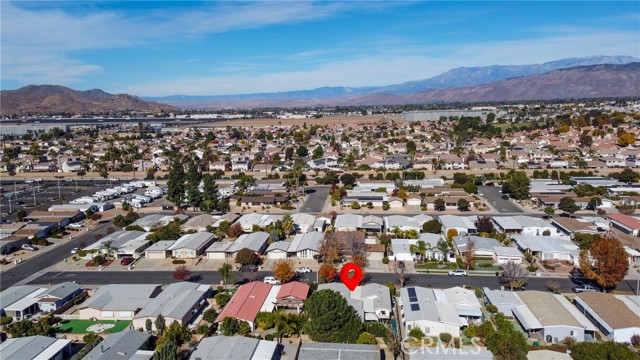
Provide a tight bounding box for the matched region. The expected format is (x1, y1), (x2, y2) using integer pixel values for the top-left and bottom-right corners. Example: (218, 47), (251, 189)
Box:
(144, 241), (174, 259)
(78, 284), (161, 320)
(167, 232), (215, 259)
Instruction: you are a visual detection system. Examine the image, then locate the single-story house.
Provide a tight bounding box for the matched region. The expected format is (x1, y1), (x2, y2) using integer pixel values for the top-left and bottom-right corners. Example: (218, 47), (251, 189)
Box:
(482, 287), (525, 317)
(318, 283), (392, 322)
(132, 214), (186, 232)
(290, 213), (317, 233)
(264, 241), (290, 260)
(180, 214), (214, 233)
(608, 213), (640, 236)
(512, 235), (580, 265)
(190, 336), (279, 360)
(23, 210), (83, 227)
(399, 287), (465, 338)
(82, 330), (153, 360)
(205, 241), (234, 260)
(83, 230), (150, 259)
(453, 235), (502, 257)
(78, 284), (161, 320)
(48, 203), (99, 214)
(0, 336), (71, 360)
(439, 215), (478, 236)
(167, 232), (215, 259)
(493, 216), (558, 236)
(0, 285), (47, 320)
(36, 281), (83, 313)
(225, 231), (270, 258)
(235, 214), (282, 232)
(287, 231), (324, 259)
(143, 240), (174, 259)
(385, 215), (421, 233)
(574, 292), (640, 343)
(442, 286), (483, 322)
(215, 281), (272, 330)
(334, 214), (362, 232)
(513, 291), (597, 343)
(275, 281), (310, 311)
(551, 217), (600, 236)
(133, 282), (210, 331)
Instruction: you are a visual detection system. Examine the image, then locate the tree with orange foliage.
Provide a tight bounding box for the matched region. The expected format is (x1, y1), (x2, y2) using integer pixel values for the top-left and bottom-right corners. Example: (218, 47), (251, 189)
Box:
(318, 263), (338, 283)
(579, 236), (629, 290)
(464, 238), (476, 270)
(173, 265), (192, 281)
(618, 133), (636, 147)
(272, 259), (296, 284)
(446, 229), (458, 243)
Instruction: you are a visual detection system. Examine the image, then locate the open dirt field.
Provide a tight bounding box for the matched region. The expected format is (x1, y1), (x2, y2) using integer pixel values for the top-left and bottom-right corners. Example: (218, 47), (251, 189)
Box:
(179, 114), (401, 128)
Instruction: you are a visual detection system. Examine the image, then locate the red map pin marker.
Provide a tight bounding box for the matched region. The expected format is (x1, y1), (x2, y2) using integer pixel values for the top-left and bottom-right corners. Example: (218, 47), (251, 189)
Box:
(340, 263), (363, 291)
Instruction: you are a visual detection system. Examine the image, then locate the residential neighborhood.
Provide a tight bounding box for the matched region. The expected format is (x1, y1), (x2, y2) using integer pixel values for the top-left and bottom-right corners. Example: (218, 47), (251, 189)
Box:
(2, 103), (640, 359)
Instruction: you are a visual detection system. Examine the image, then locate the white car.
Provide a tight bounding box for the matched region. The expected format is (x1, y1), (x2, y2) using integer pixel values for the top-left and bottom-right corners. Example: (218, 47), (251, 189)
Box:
(21, 244), (36, 251)
(71, 248), (80, 254)
(68, 223), (82, 229)
(263, 276), (281, 285)
(448, 269), (468, 276)
(295, 267), (312, 274)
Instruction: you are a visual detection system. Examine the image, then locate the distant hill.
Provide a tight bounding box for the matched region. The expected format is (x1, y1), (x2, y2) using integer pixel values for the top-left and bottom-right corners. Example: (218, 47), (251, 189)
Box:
(144, 55), (640, 108)
(0, 85), (177, 115)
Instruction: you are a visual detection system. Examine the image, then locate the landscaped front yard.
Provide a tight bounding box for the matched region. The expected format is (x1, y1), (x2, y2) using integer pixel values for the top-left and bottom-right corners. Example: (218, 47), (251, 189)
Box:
(415, 262), (458, 270)
(55, 319), (132, 334)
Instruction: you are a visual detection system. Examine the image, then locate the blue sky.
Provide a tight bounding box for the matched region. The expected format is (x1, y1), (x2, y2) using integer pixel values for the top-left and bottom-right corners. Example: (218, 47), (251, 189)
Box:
(1, 1), (639, 96)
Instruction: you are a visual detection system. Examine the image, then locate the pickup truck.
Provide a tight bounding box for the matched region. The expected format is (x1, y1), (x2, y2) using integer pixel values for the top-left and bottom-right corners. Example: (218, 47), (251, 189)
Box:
(572, 284), (600, 293)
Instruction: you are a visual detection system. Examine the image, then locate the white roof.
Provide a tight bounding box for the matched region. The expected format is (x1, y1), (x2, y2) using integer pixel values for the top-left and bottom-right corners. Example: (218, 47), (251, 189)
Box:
(439, 215), (478, 232)
(288, 232), (323, 253)
(227, 232), (269, 253)
(4, 288), (47, 312)
(334, 214), (362, 229)
(442, 286), (482, 318)
(513, 304), (543, 330)
(512, 235), (579, 255)
(260, 285), (279, 313)
(167, 232), (214, 251)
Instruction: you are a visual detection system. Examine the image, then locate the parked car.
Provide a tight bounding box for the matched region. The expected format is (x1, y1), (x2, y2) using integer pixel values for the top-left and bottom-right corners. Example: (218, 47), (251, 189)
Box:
(15, 201), (25, 205)
(263, 276), (281, 285)
(572, 284), (600, 293)
(120, 257), (135, 266)
(68, 223), (82, 229)
(70, 247), (80, 254)
(239, 264), (258, 272)
(448, 269), (467, 276)
(501, 194), (509, 200)
(295, 267), (312, 273)
(21, 244), (37, 251)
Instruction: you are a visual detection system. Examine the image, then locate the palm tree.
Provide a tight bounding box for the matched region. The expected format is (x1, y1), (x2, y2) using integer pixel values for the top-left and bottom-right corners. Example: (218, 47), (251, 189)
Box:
(274, 312), (297, 344)
(436, 239), (449, 266)
(281, 215), (294, 239)
(218, 263), (234, 292)
(101, 240), (116, 260)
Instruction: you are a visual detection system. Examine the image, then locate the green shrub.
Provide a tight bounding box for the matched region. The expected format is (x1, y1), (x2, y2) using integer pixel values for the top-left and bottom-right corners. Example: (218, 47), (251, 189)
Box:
(382, 257), (389, 264)
(409, 327), (424, 340)
(255, 312), (275, 330)
(0, 316), (13, 326)
(265, 334), (274, 341)
(172, 259), (186, 265)
(439, 332), (452, 344)
(486, 304), (498, 313)
(387, 282), (396, 297)
(527, 265), (538, 272)
(356, 332), (377, 344)
(217, 286), (224, 294)
(203, 309), (217, 323)
(215, 292), (232, 307)
(479, 263), (493, 268)
(455, 256), (464, 269)
(465, 322), (478, 338)
(365, 322), (391, 338)
(83, 333), (101, 343)
(474, 287), (482, 298)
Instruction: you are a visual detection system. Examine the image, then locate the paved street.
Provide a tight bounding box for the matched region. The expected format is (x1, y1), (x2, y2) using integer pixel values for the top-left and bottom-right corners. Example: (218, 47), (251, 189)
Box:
(1, 222), (118, 288)
(27, 269), (581, 292)
(479, 185), (523, 213)
(299, 186), (331, 213)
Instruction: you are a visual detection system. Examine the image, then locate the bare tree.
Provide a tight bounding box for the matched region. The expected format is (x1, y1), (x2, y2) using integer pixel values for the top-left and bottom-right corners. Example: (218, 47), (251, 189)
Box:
(394, 261), (410, 288)
(546, 280), (560, 294)
(500, 261), (529, 290)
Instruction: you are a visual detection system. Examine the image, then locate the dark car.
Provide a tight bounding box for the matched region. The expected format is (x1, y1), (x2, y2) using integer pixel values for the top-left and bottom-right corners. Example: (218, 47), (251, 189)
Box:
(239, 264), (258, 272)
(501, 194), (509, 200)
(120, 257), (135, 266)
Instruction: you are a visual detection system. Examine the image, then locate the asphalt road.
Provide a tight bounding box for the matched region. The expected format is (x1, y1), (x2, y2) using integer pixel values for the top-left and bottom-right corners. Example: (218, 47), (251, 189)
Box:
(1, 222), (119, 289)
(27, 269), (582, 292)
(479, 185), (523, 213)
(300, 186), (331, 213)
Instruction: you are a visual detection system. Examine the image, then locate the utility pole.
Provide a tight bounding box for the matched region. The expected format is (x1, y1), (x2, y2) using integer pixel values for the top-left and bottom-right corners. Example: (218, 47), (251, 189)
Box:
(32, 183), (36, 206)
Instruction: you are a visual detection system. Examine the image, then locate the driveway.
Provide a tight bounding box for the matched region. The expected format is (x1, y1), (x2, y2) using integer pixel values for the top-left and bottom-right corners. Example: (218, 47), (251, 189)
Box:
(479, 185), (523, 213)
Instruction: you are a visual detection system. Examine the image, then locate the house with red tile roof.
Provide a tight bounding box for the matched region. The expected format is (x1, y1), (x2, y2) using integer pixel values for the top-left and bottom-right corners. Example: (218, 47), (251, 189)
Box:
(215, 281), (272, 330)
(275, 282), (309, 311)
(215, 281), (309, 329)
(608, 213), (640, 236)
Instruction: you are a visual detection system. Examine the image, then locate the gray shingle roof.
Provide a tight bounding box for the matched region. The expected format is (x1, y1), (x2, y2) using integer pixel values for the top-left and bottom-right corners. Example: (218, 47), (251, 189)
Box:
(190, 336), (278, 359)
(134, 282), (206, 320)
(167, 232), (214, 251)
(0, 335), (64, 360)
(0, 285), (41, 309)
(80, 284), (160, 311)
(39, 281), (81, 300)
(83, 330), (151, 360)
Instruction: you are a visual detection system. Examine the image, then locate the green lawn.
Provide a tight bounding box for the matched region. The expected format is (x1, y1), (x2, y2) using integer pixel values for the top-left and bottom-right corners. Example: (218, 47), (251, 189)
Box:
(475, 259), (501, 272)
(416, 262), (458, 270)
(55, 320), (132, 334)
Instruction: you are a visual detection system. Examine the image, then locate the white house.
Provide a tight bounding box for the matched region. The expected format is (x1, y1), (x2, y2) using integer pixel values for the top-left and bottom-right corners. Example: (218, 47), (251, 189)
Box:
(512, 235), (580, 265)
(439, 215), (478, 236)
(319, 283), (392, 322)
(493, 216), (557, 236)
(287, 232), (323, 259)
(167, 232), (215, 259)
(399, 287), (465, 338)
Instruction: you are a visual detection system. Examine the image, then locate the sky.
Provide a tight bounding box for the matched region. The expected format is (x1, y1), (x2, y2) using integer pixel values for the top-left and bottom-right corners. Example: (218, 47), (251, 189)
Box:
(1, 1), (639, 97)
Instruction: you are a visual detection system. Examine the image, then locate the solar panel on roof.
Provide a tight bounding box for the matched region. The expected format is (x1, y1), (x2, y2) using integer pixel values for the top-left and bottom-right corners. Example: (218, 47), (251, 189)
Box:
(407, 288), (417, 302)
(410, 303), (420, 311)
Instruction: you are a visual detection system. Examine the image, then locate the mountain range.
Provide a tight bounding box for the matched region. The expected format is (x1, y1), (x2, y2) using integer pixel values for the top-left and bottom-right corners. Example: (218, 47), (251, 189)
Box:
(145, 55), (639, 108)
(1, 55), (639, 114)
(0, 85), (177, 115)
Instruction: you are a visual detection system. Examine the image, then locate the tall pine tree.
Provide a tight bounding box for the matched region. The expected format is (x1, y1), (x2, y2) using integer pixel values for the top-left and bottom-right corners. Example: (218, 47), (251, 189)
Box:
(185, 158), (203, 211)
(201, 173), (219, 213)
(166, 157), (185, 208)
(303, 289), (363, 343)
